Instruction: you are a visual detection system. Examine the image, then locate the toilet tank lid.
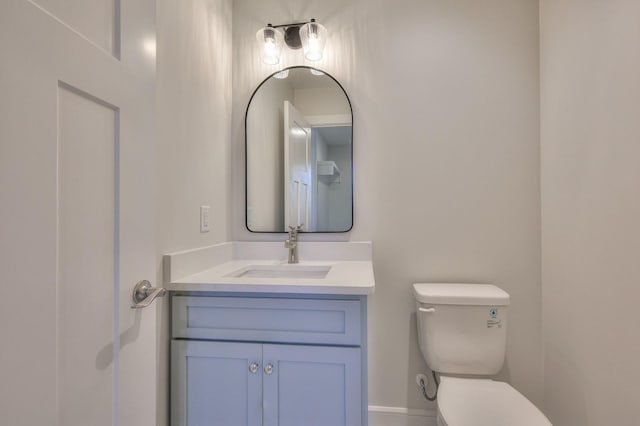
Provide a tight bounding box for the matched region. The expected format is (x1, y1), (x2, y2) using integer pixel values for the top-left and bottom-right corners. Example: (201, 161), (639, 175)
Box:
(413, 283), (510, 306)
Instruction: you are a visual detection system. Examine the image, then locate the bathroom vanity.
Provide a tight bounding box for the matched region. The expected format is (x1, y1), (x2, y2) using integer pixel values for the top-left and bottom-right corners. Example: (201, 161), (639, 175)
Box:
(165, 65), (368, 425)
(164, 242), (374, 426)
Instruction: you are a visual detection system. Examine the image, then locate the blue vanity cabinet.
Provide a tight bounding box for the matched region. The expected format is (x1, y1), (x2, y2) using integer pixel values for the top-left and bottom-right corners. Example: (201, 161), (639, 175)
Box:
(170, 293), (367, 426)
(262, 344), (361, 426)
(171, 340), (263, 426)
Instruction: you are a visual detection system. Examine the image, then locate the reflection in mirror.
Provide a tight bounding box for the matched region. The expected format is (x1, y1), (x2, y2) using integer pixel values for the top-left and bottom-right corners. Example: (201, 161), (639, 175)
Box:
(246, 66), (352, 233)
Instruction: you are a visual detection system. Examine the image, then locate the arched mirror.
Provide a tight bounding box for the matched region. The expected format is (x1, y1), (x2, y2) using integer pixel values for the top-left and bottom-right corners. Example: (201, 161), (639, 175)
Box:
(245, 66), (353, 233)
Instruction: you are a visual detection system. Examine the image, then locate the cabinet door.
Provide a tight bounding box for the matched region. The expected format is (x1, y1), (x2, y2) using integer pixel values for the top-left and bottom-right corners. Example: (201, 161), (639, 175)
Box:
(263, 344), (361, 426)
(172, 340), (263, 426)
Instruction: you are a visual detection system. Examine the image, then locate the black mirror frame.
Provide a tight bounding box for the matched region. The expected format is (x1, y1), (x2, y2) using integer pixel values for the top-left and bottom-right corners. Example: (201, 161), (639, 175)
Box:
(244, 66), (354, 233)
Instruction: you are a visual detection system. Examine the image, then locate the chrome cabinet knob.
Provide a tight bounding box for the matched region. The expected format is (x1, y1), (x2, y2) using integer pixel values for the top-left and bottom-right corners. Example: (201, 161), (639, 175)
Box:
(264, 363), (274, 375)
(249, 362), (259, 374)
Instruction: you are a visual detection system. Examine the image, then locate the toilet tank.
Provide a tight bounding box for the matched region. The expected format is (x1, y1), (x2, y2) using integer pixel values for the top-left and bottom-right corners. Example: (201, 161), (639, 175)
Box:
(413, 283), (510, 375)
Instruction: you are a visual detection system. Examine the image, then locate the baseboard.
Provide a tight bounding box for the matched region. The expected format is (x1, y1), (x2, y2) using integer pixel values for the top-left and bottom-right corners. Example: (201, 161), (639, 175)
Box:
(368, 405), (437, 426)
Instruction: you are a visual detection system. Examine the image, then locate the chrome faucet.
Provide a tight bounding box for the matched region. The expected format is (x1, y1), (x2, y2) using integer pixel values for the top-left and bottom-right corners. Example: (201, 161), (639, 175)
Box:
(284, 225), (303, 264)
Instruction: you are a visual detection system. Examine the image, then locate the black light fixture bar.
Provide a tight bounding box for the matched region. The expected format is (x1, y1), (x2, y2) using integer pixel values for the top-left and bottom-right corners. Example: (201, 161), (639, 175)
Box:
(267, 19), (317, 49)
(256, 19), (326, 62)
(269, 19), (315, 29)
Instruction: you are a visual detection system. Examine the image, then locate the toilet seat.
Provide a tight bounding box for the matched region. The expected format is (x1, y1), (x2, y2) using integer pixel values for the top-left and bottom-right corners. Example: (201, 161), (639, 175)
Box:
(437, 377), (551, 426)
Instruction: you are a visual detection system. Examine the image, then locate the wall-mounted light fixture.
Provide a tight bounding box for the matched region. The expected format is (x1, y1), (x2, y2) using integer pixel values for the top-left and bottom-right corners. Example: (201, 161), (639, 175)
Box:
(256, 19), (327, 65)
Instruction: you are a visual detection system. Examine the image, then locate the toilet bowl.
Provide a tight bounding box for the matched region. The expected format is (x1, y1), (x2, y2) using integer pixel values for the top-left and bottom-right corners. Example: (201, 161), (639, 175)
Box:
(436, 376), (550, 426)
(413, 283), (551, 426)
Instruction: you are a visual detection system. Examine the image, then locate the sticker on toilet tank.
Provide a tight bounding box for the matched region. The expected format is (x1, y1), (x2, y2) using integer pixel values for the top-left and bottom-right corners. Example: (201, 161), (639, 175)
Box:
(487, 307), (502, 328)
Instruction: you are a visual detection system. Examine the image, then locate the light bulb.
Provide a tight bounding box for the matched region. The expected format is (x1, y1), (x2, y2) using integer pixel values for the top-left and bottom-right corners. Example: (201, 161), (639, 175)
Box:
(256, 25), (283, 65)
(263, 39), (278, 64)
(306, 34), (321, 61)
(299, 20), (327, 62)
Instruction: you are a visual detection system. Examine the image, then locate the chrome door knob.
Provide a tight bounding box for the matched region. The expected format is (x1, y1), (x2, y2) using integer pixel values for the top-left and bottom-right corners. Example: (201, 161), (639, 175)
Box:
(264, 363), (274, 375)
(131, 280), (166, 309)
(249, 362), (259, 374)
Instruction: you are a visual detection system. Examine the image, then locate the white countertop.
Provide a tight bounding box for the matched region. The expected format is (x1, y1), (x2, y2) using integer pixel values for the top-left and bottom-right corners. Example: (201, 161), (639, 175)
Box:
(163, 242), (375, 295)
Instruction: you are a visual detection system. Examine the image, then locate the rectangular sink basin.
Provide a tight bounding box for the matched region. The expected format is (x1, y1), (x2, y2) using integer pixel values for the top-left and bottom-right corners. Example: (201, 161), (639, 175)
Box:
(227, 264), (331, 279)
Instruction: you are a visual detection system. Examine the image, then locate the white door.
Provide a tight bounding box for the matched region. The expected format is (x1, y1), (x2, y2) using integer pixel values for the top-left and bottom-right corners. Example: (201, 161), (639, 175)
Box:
(0, 1), (157, 425)
(284, 101), (311, 231)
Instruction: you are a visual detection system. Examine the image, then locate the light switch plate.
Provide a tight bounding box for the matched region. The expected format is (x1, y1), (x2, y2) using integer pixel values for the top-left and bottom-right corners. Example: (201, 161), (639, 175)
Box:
(200, 205), (210, 233)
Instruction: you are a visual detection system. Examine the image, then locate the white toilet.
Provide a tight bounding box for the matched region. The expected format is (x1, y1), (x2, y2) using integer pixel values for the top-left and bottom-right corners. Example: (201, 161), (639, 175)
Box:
(413, 283), (551, 426)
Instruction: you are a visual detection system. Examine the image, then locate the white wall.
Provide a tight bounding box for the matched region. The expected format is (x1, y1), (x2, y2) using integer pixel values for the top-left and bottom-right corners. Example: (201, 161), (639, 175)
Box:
(540, 1), (640, 424)
(156, 0), (232, 253)
(232, 0), (542, 412)
(156, 0), (232, 424)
